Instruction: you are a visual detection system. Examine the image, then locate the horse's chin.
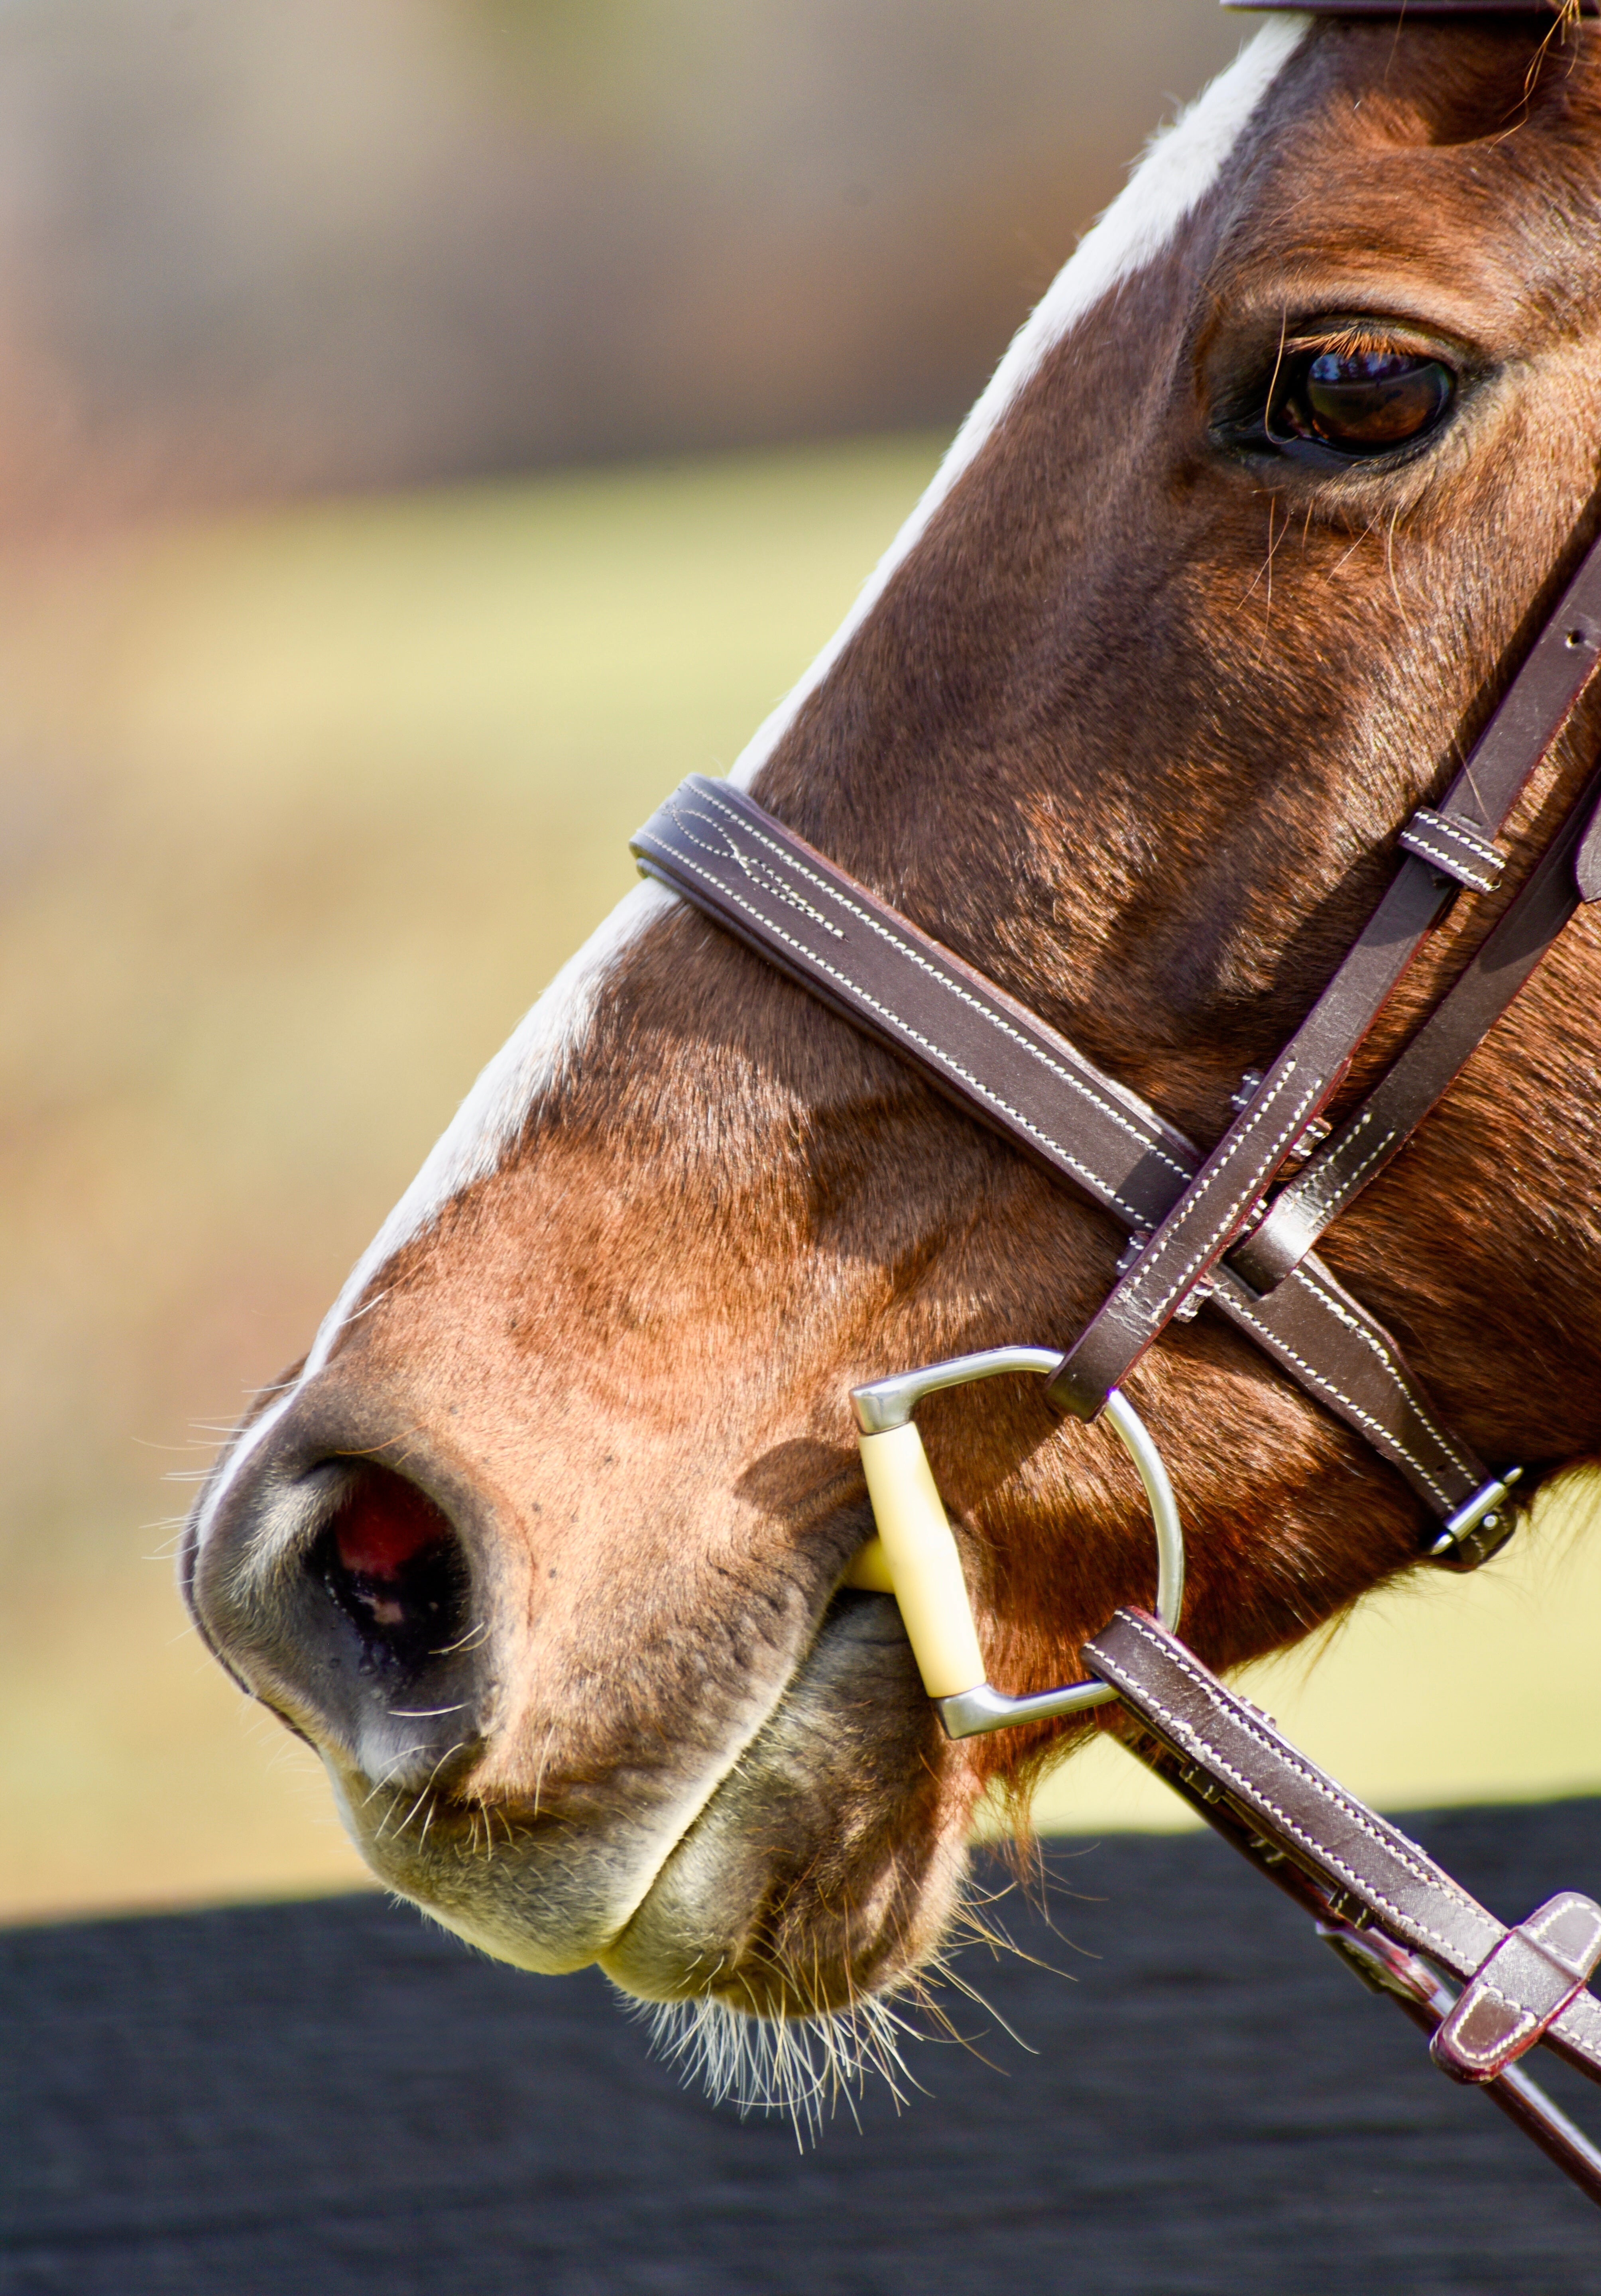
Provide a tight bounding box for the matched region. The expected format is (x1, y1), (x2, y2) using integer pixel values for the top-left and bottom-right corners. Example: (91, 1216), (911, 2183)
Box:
(326, 1593), (978, 2018)
(600, 1593), (977, 2015)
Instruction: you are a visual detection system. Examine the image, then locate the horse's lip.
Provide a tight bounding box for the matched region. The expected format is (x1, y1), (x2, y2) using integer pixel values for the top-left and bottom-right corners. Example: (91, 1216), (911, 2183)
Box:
(304, 1549), (887, 1974)
(323, 1582), (918, 1988)
(355, 1578), (874, 1852)
(596, 1588), (942, 2011)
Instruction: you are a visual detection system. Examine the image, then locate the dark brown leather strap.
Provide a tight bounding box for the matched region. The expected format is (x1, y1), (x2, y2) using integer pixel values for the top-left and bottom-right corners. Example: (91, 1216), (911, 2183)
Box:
(1082, 1608), (1601, 2084)
(1434, 1893), (1601, 2084)
(1398, 804), (1507, 893)
(1234, 756), (1601, 1292)
(1205, 1257), (1493, 1538)
(632, 776), (1493, 1524)
(633, 775), (1200, 1231)
(1578, 783), (1601, 902)
(1046, 535), (1601, 1419)
(1109, 1679), (1601, 2204)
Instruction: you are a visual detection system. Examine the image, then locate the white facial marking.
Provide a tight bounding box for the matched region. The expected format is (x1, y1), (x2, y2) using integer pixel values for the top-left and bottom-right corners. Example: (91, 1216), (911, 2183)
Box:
(302, 877), (676, 1384)
(192, 18), (1306, 1549)
(193, 879), (676, 1534)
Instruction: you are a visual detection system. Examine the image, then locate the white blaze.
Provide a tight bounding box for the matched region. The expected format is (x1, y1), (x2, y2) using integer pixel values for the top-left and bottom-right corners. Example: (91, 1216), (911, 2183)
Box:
(191, 16), (1307, 1543)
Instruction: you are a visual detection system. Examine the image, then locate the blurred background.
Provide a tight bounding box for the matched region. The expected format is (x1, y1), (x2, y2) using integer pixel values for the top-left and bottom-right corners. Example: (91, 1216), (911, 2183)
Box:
(5, 0), (1599, 1926)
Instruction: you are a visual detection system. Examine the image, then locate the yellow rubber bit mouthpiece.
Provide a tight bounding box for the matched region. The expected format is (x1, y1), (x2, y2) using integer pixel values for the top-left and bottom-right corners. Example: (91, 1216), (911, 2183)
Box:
(840, 1535), (895, 1593)
(855, 1421), (985, 1699)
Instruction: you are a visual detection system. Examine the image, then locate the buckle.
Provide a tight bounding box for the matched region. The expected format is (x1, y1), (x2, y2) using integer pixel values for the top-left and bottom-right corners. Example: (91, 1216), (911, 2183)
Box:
(1428, 1468), (1523, 1571)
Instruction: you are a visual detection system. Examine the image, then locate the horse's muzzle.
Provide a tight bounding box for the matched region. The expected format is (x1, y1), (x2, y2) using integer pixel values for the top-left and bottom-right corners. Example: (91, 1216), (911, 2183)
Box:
(184, 1400), (493, 1801)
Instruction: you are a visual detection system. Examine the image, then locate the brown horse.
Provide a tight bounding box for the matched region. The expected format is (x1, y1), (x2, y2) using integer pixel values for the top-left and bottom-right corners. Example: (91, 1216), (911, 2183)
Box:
(185, 14), (1601, 2103)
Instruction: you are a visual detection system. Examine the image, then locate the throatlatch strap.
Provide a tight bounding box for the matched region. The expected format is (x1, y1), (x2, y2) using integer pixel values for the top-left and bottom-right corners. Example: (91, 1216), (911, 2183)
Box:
(632, 775), (1491, 1525)
(1046, 527), (1601, 1420)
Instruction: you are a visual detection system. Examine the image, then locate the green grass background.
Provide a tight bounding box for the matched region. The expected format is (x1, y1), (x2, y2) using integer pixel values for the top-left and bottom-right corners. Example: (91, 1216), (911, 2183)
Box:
(3, 434), (1597, 1920)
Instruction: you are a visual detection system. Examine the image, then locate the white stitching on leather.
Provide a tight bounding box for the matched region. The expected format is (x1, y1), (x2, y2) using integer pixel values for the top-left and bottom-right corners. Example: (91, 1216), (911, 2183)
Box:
(1229, 1253), (1482, 1502)
(730, 851), (847, 939)
(653, 829), (1158, 1227)
(1287, 1265), (1481, 1485)
(1465, 1980), (1601, 2066)
(1294, 1110), (1399, 1225)
(672, 785), (1193, 1183)
(1215, 1284), (1455, 1506)
(1295, 1263), (1477, 1475)
(1409, 808), (1503, 866)
(1117, 1064), (1320, 1324)
(653, 784), (1486, 1513)
(686, 788), (1191, 1181)
(1398, 824), (1500, 894)
(1108, 1612), (1493, 1962)
(1255, 1112), (1402, 1261)
(1444, 1978), (1541, 2068)
(1475, 1973), (1566, 2021)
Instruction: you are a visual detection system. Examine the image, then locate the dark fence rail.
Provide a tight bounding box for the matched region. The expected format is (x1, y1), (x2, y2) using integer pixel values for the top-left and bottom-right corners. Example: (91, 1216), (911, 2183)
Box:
(7, 1800), (1601, 2294)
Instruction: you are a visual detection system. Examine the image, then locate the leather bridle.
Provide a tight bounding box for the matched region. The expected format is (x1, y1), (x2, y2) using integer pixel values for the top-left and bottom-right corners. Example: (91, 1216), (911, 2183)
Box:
(631, 0), (1601, 2210)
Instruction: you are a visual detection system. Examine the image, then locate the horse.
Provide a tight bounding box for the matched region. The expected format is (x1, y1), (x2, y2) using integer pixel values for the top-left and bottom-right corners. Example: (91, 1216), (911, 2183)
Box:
(183, 8), (1601, 2107)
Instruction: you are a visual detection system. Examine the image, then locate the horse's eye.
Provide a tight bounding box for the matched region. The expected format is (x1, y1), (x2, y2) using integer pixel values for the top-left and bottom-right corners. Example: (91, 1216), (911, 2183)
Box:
(1273, 348), (1454, 455)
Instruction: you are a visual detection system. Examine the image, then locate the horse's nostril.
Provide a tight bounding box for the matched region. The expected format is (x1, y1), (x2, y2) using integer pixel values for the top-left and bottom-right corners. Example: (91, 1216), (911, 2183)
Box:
(313, 1466), (470, 1675)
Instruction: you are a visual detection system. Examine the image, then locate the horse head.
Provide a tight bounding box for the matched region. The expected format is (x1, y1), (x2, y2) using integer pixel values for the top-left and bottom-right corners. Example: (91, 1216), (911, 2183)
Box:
(184, 14), (1601, 2081)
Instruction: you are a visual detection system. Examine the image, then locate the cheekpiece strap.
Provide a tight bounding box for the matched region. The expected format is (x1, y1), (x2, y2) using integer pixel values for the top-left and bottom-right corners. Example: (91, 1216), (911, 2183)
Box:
(1045, 525), (1601, 1421)
(1234, 755), (1601, 1295)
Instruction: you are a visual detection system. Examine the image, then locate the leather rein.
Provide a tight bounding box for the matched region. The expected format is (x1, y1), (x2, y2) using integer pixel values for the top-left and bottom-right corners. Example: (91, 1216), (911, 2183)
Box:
(628, 3), (1601, 2206)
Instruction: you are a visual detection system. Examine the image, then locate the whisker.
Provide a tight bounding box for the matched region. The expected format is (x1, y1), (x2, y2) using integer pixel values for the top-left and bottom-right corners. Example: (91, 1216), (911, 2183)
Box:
(629, 1859), (1031, 2141)
(392, 1741), (468, 1841)
(428, 1621), (490, 1659)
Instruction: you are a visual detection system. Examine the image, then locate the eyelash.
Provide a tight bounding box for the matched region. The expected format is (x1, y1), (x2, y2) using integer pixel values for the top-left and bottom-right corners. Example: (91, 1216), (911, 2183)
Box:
(1217, 335), (1461, 470)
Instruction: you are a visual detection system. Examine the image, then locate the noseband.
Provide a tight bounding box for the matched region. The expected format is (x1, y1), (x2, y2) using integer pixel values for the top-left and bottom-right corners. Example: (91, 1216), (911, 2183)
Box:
(632, 0), (1601, 2207)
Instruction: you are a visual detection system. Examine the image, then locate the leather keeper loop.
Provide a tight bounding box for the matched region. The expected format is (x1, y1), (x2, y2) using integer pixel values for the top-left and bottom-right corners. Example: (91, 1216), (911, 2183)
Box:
(1227, 1197), (1316, 1295)
(1398, 807), (1506, 894)
(1432, 1893), (1601, 2084)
